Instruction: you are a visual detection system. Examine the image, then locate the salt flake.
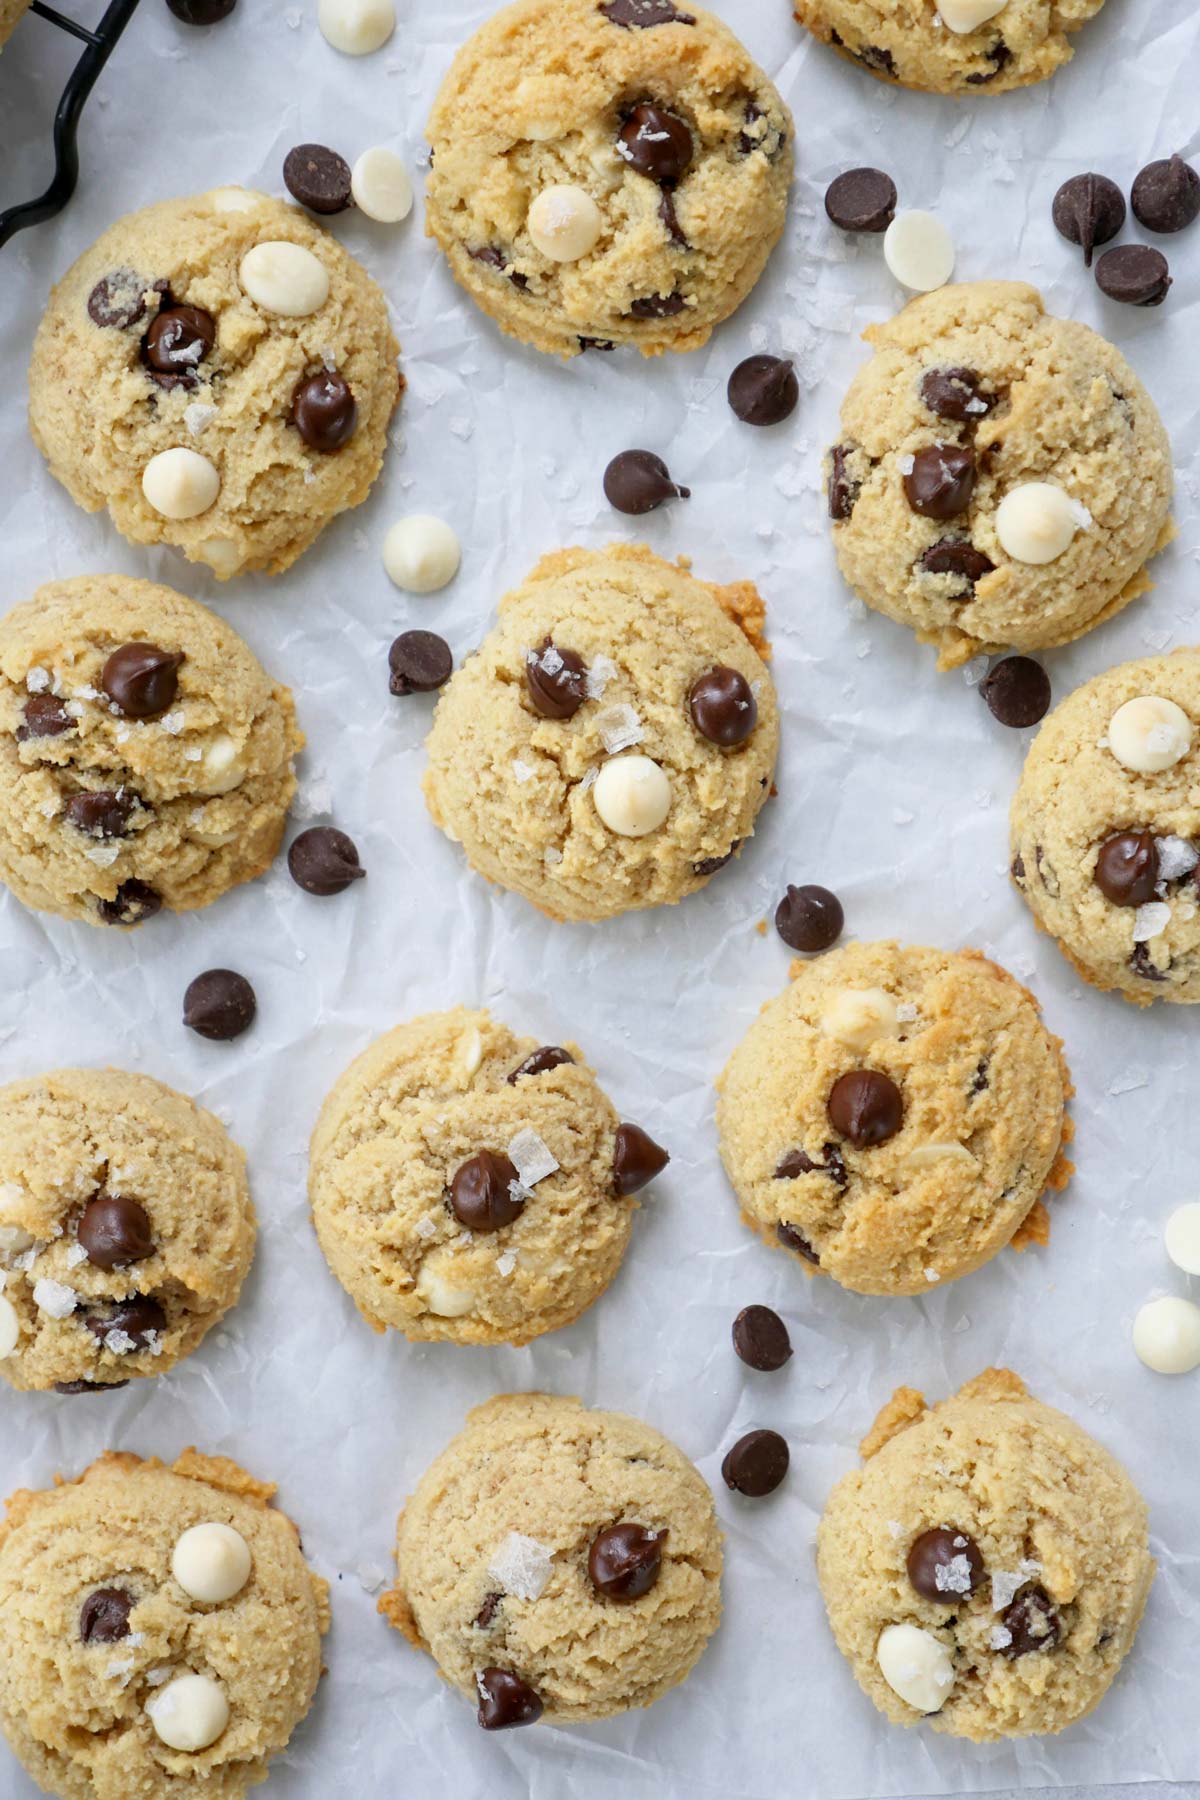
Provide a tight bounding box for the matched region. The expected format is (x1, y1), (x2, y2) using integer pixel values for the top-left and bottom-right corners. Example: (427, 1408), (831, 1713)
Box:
(507, 1128), (558, 1188)
(486, 1531), (555, 1601)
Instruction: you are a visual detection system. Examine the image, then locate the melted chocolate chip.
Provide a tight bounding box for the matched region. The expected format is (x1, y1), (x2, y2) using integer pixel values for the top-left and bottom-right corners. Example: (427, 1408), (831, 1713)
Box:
(999, 1585), (1062, 1657)
(183, 969), (257, 1041)
(920, 367), (993, 423)
(87, 270), (153, 330)
(388, 630), (453, 696)
(77, 1195), (155, 1270)
(1094, 830), (1159, 906)
(827, 1070), (903, 1148)
(604, 449), (689, 515)
(1131, 155), (1200, 235)
(1096, 244), (1172, 307)
(828, 444), (861, 520)
(689, 666), (757, 746)
(473, 1592), (502, 1629)
(775, 1144), (846, 1189)
(287, 827), (365, 896)
(965, 39), (1012, 83)
(55, 1379), (129, 1394)
(292, 372), (357, 451)
(613, 1123), (669, 1195)
(727, 355), (799, 426)
(450, 1151), (523, 1232)
(470, 246), (529, 290)
(86, 1296), (168, 1349)
(17, 694), (75, 741)
(918, 539), (995, 589)
(143, 306), (215, 387)
(1130, 941), (1169, 982)
(617, 103), (692, 183)
(629, 291), (686, 319)
(588, 1523), (667, 1600)
(1052, 173), (1126, 267)
(855, 44), (896, 77)
(283, 143), (353, 214)
(732, 1304), (792, 1371)
(824, 168), (896, 234)
(507, 1046), (574, 1084)
(477, 1668), (543, 1730)
(101, 643), (184, 719)
(774, 884), (844, 953)
(693, 847), (737, 876)
(979, 657), (1051, 729)
(525, 640), (588, 719)
(80, 1588), (135, 1643)
(721, 1429), (789, 1496)
(64, 790), (136, 838)
(600, 0), (695, 26)
(776, 1221), (820, 1264)
(903, 445), (976, 520)
(906, 1528), (985, 1602)
(96, 881), (161, 926)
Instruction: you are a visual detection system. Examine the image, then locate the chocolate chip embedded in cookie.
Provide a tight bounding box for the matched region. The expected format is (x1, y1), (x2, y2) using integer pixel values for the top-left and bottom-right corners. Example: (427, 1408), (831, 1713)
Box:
(795, 0), (1106, 94)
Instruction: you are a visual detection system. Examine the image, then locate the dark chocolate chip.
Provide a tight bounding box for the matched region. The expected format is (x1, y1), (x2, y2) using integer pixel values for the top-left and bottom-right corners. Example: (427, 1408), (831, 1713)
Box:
(775, 1144), (846, 1189)
(855, 44), (896, 77)
(920, 367), (993, 423)
(86, 1297), (168, 1349)
(17, 694), (75, 741)
(979, 657), (1051, 729)
(507, 1046), (574, 1084)
(476, 1668), (543, 1730)
(96, 881), (161, 926)
(999, 1585), (1062, 1657)
(588, 1523), (667, 1600)
(101, 643), (184, 719)
(613, 1123), (669, 1195)
(904, 445), (976, 520)
(473, 1592), (502, 1629)
(658, 189), (689, 248)
(1095, 244), (1172, 307)
(1131, 155), (1200, 235)
(143, 306), (215, 386)
(629, 292), (686, 319)
(689, 666), (757, 747)
(828, 444), (861, 521)
(80, 1588), (135, 1644)
(827, 1070), (903, 1148)
(971, 1058), (990, 1096)
(292, 372), (357, 451)
(87, 271), (151, 330)
(77, 1195), (155, 1271)
(600, 0), (694, 26)
(824, 168), (896, 234)
(287, 827), (365, 896)
(469, 246), (529, 290)
(603, 449), (689, 515)
(617, 103), (692, 184)
(388, 630), (453, 696)
(450, 1151), (523, 1232)
(578, 337), (617, 352)
(732, 1304), (792, 1371)
(165, 0), (237, 22)
(906, 1527), (985, 1602)
(183, 969), (257, 1041)
(965, 39), (1012, 84)
(727, 355), (799, 426)
(525, 640), (588, 720)
(64, 790), (136, 838)
(775, 884), (844, 953)
(1094, 830), (1159, 906)
(1052, 173), (1126, 267)
(1130, 941), (1169, 982)
(55, 1379), (129, 1394)
(693, 847), (736, 876)
(918, 539), (995, 589)
(776, 1221), (820, 1264)
(283, 144), (354, 215)
(1011, 852), (1026, 886)
(721, 1428), (789, 1497)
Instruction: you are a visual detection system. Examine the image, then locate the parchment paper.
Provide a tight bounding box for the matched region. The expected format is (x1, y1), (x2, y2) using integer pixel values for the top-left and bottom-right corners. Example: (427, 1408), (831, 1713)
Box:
(2, 0), (1199, 1793)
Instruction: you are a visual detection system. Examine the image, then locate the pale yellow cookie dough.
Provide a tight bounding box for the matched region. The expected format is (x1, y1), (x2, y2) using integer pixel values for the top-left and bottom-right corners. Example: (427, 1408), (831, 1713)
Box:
(0, 574), (301, 927)
(0, 1449), (329, 1800)
(309, 1007), (662, 1345)
(29, 190), (400, 579)
(716, 942), (1072, 1296)
(0, 0), (31, 48)
(425, 0), (793, 358)
(817, 1369), (1154, 1741)
(423, 544), (778, 922)
(795, 0), (1105, 94)
(0, 1067), (255, 1394)
(380, 1392), (722, 1723)
(828, 282), (1172, 669)
(1011, 649), (1200, 1004)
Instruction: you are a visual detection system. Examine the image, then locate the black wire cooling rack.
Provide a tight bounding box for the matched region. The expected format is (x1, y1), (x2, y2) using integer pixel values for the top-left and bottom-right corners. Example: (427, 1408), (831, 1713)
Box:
(0, 0), (141, 251)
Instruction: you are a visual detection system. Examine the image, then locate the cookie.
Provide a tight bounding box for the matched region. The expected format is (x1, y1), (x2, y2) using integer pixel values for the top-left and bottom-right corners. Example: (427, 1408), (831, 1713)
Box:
(29, 190), (400, 579)
(715, 941), (1072, 1296)
(0, 0), (31, 47)
(795, 0), (1105, 95)
(379, 1392), (722, 1725)
(0, 1449), (328, 1799)
(1011, 650), (1200, 1003)
(827, 282), (1172, 670)
(309, 1007), (667, 1345)
(817, 1369), (1154, 1741)
(0, 1067), (255, 1394)
(423, 544), (778, 921)
(0, 574), (301, 927)
(424, 0), (792, 359)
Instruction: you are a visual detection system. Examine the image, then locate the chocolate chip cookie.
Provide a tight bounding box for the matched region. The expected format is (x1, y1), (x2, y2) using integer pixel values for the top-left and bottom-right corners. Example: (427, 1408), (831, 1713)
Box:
(795, 0), (1105, 95)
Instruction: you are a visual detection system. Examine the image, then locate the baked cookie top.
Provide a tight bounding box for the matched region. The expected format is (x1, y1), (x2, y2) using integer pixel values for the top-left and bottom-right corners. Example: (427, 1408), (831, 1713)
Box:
(380, 1392), (722, 1724)
(794, 0), (1105, 95)
(827, 282), (1172, 669)
(816, 1369), (1154, 1741)
(28, 190), (400, 580)
(715, 941), (1071, 1296)
(0, 1067), (255, 1394)
(424, 0), (793, 358)
(423, 543), (778, 922)
(309, 1007), (667, 1345)
(0, 1450), (328, 1800)
(1011, 650), (1200, 1004)
(0, 574), (301, 928)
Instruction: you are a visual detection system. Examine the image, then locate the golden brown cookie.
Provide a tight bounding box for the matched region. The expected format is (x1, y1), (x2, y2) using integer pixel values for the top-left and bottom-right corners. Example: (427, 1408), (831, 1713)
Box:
(0, 0), (31, 48)
(795, 0), (1106, 95)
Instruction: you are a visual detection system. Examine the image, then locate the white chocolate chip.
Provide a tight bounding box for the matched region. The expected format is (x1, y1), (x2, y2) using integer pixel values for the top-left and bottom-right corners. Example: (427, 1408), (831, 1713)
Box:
(317, 0), (394, 54)
(902, 1143), (977, 1172)
(0, 1295), (18, 1359)
(197, 734), (245, 796)
(351, 147), (413, 223)
(382, 515), (461, 593)
(171, 1524), (252, 1604)
(1107, 696), (1193, 775)
(458, 1027), (483, 1076)
(876, 1623), (955, 1713)
(196, 537), (242, 578)
(995, 483), (1080, 565)
(1133, 1295), (1200, 1374)
(592, 755), (671, 838)
(938, 0), (1006, 31)
(882, 211), (955, 293)
(417, 1259), (475, 1318)
(819, 987), (900, 1053)
(146, 1673), (230, 1753)
(141, 448), (220, 521)
(207, 187), (265, 214)
(238, 242), (329, 318)
(527, 185), (603, 263)
(32, 1277), (78, 1319)
(1165, 1202), (1200, 1276)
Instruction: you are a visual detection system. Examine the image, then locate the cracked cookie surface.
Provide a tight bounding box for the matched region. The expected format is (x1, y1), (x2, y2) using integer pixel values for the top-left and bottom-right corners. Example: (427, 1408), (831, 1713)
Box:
(817, 1369), (1154, 1741)
(422, 543), (778, 921)
(0, 574), (301, 927)
(794, 0), (1105, 94)
(827, 282), (1171, 669)
(715, 941), (1071, 1296)
(424, 0), (792, 358)
(380, 1392), (722, 1722)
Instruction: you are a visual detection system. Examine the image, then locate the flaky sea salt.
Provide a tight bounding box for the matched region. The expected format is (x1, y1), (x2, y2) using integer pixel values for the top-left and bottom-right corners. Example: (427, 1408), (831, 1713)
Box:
(496, 1249), (517, 1277)
(414, 1217), (437, 1241)
(991, 1561), (1041, 1612)
(25, 666), (50, 694)
(486, 1532), (555, 1601)
(1133, 900), (1171, 943)
(65, 1242), (87, 1268)
(1156, 835), (1199, 885)
(106, 1330), (138, 1356)
(934, 1552), (975, 1595)
(585, 654), (617, 700)
(512, 759), (534, 784)
(989, 1624), (1013, 1651)
(507, 1128), (558, 1188)
(594, 703), (644, 754)
(159, 711), (185, 736)
(184, 403), (217, 437)
(895, 1002), (919, 1023)
(33, 1278), (78, 1319)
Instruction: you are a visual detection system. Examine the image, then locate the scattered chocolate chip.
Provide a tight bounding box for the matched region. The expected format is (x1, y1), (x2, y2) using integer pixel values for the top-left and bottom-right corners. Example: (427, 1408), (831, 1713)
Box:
(588, 1523), (667, 1600)
(1095, 244), (1172, 307)
(732, 1304), (792, 1371)
(727, 355), (799, 427)
(603, 449), (689, 515)
(507, 1047), (574, 1084)
(904, 445), (975, 520)
(183, 969), (256, 1041)
(165, 0), (236, 21)
(721, 1428), (789, 1497)
(142, 306), (215, 386)
(775, 884), (844, 953)
(629, 291), (686, 319)
(55, 1379), (129, 1394)
(1130, 941), (1169, 982)
(476, 1668), (543, 1730)
(1052, 173), (1125, 267)
(1094, 830), (1158, 906)
(16, 694), (75, 741)
(966, 39), (1012, 84)
(828, 444), (861, 521)
(693, 847), (736, 876)
(1131, 154), (1200, 235)
(918, 539), (995, 589)
(525, 640), (588, 720)
(906, 1527), (985, 1602)
(469, 246), (529, 290)
(287, 827), (365, 896)
(388, 630), (453, 696)
(283, 143), (353, 214)
(658, 188), (689, 248)
(87, 271), (151, 330)
(979, 657), (1051, 729)
(999, 1585), (1062, 1657)
(96, 881), (161, 926)
(824, 167), (896, 234)
(688, 666), (757, 747)
(80, 1588), (135, 1644)
(77, 1195), (154, 1271)
(86, 1297), (167, 1349)
(920, 367), (993, 422)
(613, 1123), (669, 1195)
(101, 643), (184, 719)
(776, 1221), (820, 1264)
(64, 790), (136, 838)
(600, 0), (694, 26)
(292, 371), (357, 451)
(450, 1151), (523, 1232)
(827, 1070), (903, 1148)
(617, 103), (692, 183)
(473, 1593), (502, 1629)
(1011, 852), (1026, 886)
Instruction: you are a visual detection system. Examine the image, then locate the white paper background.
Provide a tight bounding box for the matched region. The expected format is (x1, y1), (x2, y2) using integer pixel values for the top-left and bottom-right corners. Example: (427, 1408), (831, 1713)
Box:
(2, 0), (1200, 1795)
